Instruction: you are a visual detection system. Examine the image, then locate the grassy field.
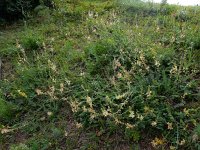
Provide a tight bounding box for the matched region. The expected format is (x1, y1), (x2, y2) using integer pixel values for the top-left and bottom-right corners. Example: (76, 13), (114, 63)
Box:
(0, 0), (200, 149)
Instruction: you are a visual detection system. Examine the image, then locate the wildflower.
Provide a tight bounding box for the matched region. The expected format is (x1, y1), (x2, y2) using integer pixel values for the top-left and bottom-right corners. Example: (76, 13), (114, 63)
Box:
(76, 122), (83, 129)
(114, 59), (121, 69)
(1, 128), (13, 134)
(80, 72), (85, 76)
(88, 10), (94, 18)
(126, 123), (134, 129)
(117, 72), (122, 78)
(129, 111), (135, 118)
(170, 65), (178, 74)
(94, 12), (98, 18)
(64, 131), (68, 137)
(114, 118), (121, 124)
(60, 83), (64, 93)
(82, 105), (88, 112)
(136, 60), (142, 66)
(90, 113), (97, 119)
(102, 109), (109, 117)
(16, 41), (21, 48)
(47, 112), (53, 116)
(151, 121), (157, 127)
(17, 90), (27, 98)
(144, 106), (150, 112)
(192, 134), (198, 142)
(116, 93), (126, 100)
(70, 100), (79, 113)
(192, 120), (197, 126)
(110, 76), (116, 85)
(51, 37), (55, 41)
(170, 146), (176, 150)
(35, 89), (43, 95)
(155, 60), (160, 67)
(88, 108), (95, 114)
(140, 54), (145, 62)
(146, 87), (152, 98)
(48, 60), (57, 72)
(137, 114), (144, 121)
(105, 96), (111, 104)
(65, 79), (71, 85)
(179, 139), (186, 145)
(167, 122), (173, 130)
(183, 108), (189, 116)
(40, 117), (46, 121)
(49, 86), (55, 94)
(86, 96), (93, 108)
(183, 124), (188, 131)
(151, 137), (165, 147)
(42, 42), (46, 49)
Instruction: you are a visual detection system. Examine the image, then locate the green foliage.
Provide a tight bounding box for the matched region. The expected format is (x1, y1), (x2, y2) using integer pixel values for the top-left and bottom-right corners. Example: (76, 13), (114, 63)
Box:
(0, 0), (200, 149)
(125, 128), (141, 142)
(0, 97), (17, 122)
(21, 36), (42, 51)
(10, 143), (30, 150)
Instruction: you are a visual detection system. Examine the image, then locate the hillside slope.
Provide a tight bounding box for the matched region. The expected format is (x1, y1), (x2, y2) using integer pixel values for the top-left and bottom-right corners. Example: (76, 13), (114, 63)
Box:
(0, 0), (200, 149)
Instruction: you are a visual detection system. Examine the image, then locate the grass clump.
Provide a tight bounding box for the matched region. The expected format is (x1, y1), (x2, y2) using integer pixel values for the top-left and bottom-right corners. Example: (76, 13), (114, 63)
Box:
(0, 94), (17, 122)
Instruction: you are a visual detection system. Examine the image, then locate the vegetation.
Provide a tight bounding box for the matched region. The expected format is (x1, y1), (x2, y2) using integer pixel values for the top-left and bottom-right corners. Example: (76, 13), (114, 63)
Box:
(0, 0), (200, 149)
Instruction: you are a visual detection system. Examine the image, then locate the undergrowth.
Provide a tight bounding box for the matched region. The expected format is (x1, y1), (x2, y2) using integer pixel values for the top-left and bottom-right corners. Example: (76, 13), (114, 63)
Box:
(0, 0), (200, 149)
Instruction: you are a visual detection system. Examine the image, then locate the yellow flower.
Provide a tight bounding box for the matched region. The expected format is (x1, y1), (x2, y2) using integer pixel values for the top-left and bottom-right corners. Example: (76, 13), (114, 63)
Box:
(151, 137), (165, 147)
(17, 90), (27, 98)
(167, 122), (173, 130)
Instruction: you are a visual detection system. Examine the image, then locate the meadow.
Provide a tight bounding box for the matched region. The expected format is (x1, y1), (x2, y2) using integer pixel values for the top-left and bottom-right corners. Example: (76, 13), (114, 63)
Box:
(0, 0), (200, 149)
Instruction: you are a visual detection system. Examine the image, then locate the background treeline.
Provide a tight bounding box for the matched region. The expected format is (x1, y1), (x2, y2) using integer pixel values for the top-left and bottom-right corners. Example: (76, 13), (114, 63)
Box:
(0, 0), (53, 22)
